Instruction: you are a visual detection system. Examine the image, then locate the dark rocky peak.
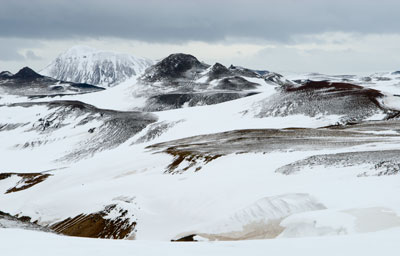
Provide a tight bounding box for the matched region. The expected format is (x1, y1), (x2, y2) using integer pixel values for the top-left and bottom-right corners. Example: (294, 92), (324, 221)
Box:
(210, 63), (229, 73)
(161, 53), (202, 66)
(391, 71), (400, 75)
(12, 67), (43, 79)
(0, 71), (13, 78)
(207, 63), (232, 81)
(228, 65), (260, 78)
(142, 53), (209, 82)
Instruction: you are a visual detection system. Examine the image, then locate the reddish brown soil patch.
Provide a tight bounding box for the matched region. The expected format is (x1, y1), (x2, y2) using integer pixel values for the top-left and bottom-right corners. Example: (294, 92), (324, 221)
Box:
(285, 80), (384, 108)
(50, 204), (136, 239)
(164, 148), (222, 174)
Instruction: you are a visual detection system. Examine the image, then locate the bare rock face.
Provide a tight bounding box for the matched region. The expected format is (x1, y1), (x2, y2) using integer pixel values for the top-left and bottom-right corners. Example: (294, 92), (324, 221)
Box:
(12, 67), (44, 79)
(141, 53), (209, 83)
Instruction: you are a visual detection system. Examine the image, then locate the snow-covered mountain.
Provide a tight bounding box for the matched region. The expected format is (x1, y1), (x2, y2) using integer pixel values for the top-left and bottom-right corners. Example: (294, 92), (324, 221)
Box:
(0, 67), (104, 97)
(41, 46), (153, 87)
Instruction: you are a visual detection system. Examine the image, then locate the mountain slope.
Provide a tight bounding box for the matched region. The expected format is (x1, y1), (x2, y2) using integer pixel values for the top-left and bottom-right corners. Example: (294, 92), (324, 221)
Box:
(41, 46), (153, 87)
(0, 67), (104, 97)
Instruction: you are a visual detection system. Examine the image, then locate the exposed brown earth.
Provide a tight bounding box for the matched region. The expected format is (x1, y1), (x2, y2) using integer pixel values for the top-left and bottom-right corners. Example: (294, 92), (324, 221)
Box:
(164, 148), (222, 174)
(50, 204), (136, 239)
(0, 172), (51, 194)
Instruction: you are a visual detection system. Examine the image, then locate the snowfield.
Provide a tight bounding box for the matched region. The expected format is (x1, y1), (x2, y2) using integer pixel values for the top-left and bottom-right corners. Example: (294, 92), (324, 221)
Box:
(1, 48), (400, 254)
(1, 227), (400, 256)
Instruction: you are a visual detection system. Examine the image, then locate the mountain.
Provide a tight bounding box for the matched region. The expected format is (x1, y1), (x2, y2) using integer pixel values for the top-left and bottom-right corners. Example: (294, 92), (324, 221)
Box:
(40, 46), (153, 87)
(141, 53), (209, 82)
(0, 71), (14, 79)
(0, 67), (104, 97)
(136, 54), (276, 111)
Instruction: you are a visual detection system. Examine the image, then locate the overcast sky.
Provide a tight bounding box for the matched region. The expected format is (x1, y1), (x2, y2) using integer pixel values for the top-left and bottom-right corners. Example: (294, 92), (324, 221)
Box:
(1, 0), (399, 74)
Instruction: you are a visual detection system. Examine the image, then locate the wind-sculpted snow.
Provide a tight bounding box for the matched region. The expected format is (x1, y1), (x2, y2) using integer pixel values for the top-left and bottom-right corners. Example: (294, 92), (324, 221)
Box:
(279, 207), (400, 238)
(41, 46), (153, 87)
(173, 194), (325, 241)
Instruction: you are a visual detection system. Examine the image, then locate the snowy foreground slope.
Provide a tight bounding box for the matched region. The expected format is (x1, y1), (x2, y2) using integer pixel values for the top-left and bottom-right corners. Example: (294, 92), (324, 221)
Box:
(1, 227), (400, 256)
(1, 50), (400, 253)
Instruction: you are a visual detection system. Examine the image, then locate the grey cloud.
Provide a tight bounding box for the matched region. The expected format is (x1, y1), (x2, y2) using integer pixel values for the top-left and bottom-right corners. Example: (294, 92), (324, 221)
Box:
(25, 50), (42, 60)
(229, 45), (397, 74)
(1, 0), (400, 43)
(0, 38), (44, 62)
(0, 48), (25, 61)
(0, 39), (25, 61)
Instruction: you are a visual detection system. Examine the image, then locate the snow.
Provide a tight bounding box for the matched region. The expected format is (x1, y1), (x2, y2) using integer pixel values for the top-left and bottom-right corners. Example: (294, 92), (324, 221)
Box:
(1, 227), (400, 256)
(380, 95), (400, 111)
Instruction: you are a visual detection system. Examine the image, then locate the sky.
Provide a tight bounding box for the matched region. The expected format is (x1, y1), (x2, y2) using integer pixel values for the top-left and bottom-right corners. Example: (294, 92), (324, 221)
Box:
(0, 0), (399, 74)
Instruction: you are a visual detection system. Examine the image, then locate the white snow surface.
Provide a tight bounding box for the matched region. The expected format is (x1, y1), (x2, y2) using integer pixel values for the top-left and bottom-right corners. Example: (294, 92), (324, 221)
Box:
(1, 227), (400, 256)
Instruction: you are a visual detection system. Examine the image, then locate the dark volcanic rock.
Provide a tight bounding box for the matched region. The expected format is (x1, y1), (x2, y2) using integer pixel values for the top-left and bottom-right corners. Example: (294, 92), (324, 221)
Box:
(137, 54), (268, 111)
(215, 76), (259, 91)
(141, 53), (209, 82)
(207, 63), (233, 81)
(144, 92), (258, 112)
(0, 67), (104, 96)
(255, 80), (392, 123)
(12, 67), (44, 79)
(0, 71), (13, 78)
